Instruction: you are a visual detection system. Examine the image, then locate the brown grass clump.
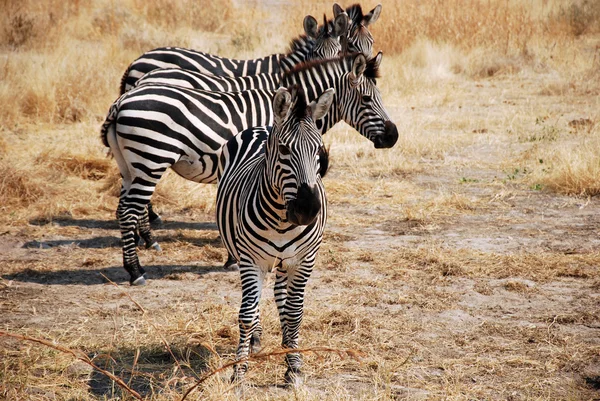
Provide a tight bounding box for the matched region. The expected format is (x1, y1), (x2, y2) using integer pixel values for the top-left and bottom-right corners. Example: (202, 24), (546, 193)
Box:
(0, 162), (47, 208)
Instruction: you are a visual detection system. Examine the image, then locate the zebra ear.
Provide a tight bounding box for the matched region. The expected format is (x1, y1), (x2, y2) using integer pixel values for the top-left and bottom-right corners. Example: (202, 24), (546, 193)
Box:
(310, 88), (335, 121)
(373, 51), (383, 70)
(273, 88), (293, 123)
(333, 3), (344, 17)
(332, 13), (348, 38)
(350, 53), (367, 81)
(303, 15), (319, 39)
(363, 4), (382, 26)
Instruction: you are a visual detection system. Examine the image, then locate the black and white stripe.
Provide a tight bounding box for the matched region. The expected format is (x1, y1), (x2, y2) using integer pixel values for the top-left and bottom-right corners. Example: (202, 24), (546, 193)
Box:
(101, 53), (398, 285)
(119, 14), (348, 94)
(334, 3), (382, 58)
(216, 86), (334, 385)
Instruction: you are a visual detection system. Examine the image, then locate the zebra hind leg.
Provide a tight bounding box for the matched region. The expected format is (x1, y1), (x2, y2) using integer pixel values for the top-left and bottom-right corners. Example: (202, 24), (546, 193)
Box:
(117, 201), (147, 286)
(138, 206), (161, 252)
(147, 202), (163, 227)
(224, 253), (239, 270)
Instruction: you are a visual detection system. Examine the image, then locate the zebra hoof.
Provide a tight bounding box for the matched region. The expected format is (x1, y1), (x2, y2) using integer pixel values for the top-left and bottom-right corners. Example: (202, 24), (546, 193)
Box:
(250, 333), (262, 354)
(147, 242), (162, 252)
(224, 260), (239, 271)
(284, 367), (304, 387)
(150, 216), (163, 228)
(131, 275), (147, 286)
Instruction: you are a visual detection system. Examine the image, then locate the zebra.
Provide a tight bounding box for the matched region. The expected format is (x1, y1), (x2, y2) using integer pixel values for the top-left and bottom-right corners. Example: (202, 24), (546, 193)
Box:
(334, 3), (382, 57)
(216, 85), (333, 386)
(101, 52), (398, 285)
(119, 13), (348, 94)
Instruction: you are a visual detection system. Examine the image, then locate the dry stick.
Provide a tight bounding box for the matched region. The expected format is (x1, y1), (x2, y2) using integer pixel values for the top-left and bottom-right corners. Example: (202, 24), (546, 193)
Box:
(0, 330), (143, 401)
(100, 272), (146, 314)
(180, 346), (365, 401)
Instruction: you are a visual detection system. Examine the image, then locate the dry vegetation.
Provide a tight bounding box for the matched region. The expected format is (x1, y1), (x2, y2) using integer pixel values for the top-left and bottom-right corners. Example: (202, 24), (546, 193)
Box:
(1, 0), (600, 400)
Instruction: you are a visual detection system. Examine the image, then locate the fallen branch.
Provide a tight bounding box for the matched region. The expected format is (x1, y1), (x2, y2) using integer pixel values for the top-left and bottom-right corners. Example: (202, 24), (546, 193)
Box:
(0, 330), (143, 400)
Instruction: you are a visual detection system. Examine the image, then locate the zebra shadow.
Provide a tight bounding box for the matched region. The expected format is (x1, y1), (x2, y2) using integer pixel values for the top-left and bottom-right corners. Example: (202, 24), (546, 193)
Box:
(22, 233), (222, 250)
(28, 217), (218, 232)
(1, 263), (232, 286)
(84, 342), (231, 398)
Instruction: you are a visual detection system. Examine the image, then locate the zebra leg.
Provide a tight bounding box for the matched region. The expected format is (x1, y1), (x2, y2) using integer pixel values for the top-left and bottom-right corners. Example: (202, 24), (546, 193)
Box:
(232, 262), (264, 384)
(117, 201), (147, 286)
(250, 317), (262, 354)
(147, 202), (163, 227)
(138, 206), (161, 252)
(278, 263), (313, 387)
(224, 253), (239, 270)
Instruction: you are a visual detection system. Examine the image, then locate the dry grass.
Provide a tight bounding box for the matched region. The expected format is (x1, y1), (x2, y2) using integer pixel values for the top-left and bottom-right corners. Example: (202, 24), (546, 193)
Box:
(1, 0), (600, 400)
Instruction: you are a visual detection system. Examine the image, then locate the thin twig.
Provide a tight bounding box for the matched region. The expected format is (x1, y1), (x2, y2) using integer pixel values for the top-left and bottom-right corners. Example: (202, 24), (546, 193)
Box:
(0, 330), (143, 401)
(180, 346), (365, 401)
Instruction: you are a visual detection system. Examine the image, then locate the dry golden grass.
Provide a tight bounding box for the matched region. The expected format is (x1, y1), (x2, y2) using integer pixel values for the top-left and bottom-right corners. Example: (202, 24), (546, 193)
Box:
(1, 0), (600, 400)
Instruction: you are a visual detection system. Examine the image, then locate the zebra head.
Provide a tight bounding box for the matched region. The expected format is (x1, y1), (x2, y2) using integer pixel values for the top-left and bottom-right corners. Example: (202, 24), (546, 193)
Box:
(303, 13), (348, 60)
(334, 3), (382, 58)
(337, 52), (398, 149)
(268, 86), (335, 226)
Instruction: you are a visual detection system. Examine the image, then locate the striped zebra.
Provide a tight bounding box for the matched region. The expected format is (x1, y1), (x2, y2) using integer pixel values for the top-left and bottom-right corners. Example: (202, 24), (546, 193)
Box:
(334, 3), (382, 57)
(101, 53), (397, 285)
(119, 13), (348, 94)
(216, 85), (333, 385)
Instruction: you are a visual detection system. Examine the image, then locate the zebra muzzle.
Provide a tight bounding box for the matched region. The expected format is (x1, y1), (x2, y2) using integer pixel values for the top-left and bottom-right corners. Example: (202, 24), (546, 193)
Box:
(373, 120), (399, 149)
(286, 183), (321, 226)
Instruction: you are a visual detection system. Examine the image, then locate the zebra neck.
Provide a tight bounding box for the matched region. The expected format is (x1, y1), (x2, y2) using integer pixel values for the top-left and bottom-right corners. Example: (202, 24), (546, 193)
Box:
(281, 67), (344, 134)
(278, 36), (317, 73)
(256, 165), (289, 225)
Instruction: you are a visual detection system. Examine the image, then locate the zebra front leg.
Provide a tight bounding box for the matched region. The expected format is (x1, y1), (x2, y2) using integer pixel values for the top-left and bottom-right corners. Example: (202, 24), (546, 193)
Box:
(117, 201), (147, 286)
(278, 263), (313, 387)
(232, 262), (264, 384)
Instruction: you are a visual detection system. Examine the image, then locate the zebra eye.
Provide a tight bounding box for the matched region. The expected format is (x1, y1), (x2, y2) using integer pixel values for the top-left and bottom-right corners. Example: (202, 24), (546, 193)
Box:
(278, 144), (291, 156)
(362, 94), (372, 103)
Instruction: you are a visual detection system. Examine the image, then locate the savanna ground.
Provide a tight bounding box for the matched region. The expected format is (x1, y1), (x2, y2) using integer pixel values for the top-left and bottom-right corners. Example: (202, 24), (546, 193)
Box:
(1, 0), (600, 399)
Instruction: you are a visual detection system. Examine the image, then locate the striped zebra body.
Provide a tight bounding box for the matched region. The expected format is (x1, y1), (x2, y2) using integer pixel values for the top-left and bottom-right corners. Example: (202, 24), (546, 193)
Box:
(102, 53), (398, 285)
(216, 86), (333, 385)
(120, 14), (348, 94)
(135, 68), (281, 92)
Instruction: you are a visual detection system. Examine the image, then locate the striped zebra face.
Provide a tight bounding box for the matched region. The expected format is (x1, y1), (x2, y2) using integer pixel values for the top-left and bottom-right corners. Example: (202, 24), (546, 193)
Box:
(334, 3), (381, 58)
(340, 52), (398, 149)
(270, 87), (334, 226)
(304, 14), (348, 60)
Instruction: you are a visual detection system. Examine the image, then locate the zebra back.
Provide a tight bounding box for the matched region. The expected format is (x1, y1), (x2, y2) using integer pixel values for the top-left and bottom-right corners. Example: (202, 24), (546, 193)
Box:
(120, 14), (346, 94)
(134, 68), (281, 92)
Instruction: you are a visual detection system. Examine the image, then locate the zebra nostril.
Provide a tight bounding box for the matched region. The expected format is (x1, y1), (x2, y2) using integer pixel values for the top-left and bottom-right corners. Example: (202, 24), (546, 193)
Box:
(374, 121), (398, 149)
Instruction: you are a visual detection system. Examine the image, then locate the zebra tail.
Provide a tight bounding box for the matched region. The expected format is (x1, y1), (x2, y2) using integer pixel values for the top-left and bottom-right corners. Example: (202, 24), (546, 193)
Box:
(100, 101), (119, 148)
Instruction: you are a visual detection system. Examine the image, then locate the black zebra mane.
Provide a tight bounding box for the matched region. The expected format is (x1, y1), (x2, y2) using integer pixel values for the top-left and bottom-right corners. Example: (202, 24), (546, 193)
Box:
(288, 84), (310, 121)
(283, 53), (381, 80)
(345, 4), (367, 26)
(287, 34), (314, 55)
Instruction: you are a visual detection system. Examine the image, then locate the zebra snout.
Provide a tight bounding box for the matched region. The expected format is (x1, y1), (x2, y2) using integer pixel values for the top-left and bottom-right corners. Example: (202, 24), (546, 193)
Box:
(374, 120), (399, 149)
(286, 183), (321, 226)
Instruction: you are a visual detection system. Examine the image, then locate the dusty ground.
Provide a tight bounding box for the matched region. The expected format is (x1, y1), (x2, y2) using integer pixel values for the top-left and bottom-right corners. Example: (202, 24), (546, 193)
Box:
(2, 59), (600, 400)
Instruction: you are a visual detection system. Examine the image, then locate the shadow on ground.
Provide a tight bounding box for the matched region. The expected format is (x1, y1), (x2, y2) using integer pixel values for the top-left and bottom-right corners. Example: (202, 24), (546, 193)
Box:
(28, 217), (217, 232)
(22, 233), (223, 250)
(86, 342), (220, 398)
(1, 264), (234, 286)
